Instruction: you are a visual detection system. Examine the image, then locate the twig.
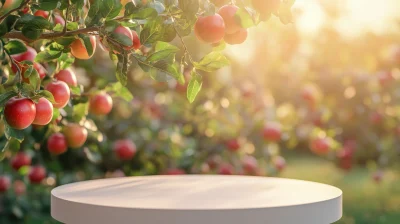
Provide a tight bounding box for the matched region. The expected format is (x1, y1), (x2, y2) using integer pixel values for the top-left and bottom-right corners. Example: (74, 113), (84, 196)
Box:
(168, 10), (195, 65)
(0, 0), (30, 22)
(3, 26), (100, 42)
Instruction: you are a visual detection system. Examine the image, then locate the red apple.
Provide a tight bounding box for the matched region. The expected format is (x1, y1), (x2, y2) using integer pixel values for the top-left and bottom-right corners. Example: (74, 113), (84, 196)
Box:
(225, 139), (240, 152)
(28, 166), (46, 184)
(89, 92), (113, 115)
(33, 98), (53, 125)
(70, 35), (96, 59)
(194, 14), (225, 43)
(113, 139), (137, 160)
(310, 137), (330, 155)
(63, 124), (88, 148)
(224, 28), (248, 45)
(45, 80), (70, 108)
(54, 69), (77, 87)
(34, 10), (49, 19)
(10, 152), (31, 171)
(13, 180), (26, 196)
(273, 156), (286, 171)
(47, 133), (68, 155)
(4, 97), (36, 130)
(262, 122), (282, 142)
(218, 163), (234, 175)
(53, 14), (65, 26)
(218, 5), (241, 34)
(372, 171), (383, 183)
(242, 155), (258, 174)
(0, 176), (10, 193)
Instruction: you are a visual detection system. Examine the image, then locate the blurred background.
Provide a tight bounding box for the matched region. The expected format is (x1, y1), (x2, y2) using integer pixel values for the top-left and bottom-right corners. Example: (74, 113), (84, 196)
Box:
(1, 0), (400, 223)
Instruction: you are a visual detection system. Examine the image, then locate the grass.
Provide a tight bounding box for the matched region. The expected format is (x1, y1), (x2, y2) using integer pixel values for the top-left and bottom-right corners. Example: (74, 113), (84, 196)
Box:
(280, 154), (400, 224)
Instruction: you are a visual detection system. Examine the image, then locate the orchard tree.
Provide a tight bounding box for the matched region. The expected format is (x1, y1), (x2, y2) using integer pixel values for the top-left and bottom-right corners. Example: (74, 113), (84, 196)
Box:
(0, 0), (294, 156)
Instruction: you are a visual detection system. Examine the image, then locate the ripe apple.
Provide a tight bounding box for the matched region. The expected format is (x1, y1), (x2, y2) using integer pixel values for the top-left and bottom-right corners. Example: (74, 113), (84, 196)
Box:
(54, 69), (77, 87)
(369, 112), (383, 125)
(89, 92), (113, 115)
(33, 98), (53, 125)
(164, 168), (186, 175)
(47, 133), (68, 155)
(207, 155), (222, 170)
(0, 176), (10, 193)
(4, 97), (36, 130)
(273, 156), (286, 171)
(45, 80), (70, 108)
(20, 6), (29, 14)
(13, 180), (26, 196)
(218, 5), (241, 34)
(242, 155), (258, 174)
(34, 10), (49, 19)
(34, 63), (46, 79)
(63, 124), (88, 148)
(218, 163), (234, 175)
(262, 122), (282, 142)
(113, 139), (137, 160)
(11, 46), (37, 73)
(224, 28), (248, 45)
(70, 35), (96, 59)
(53, 14), (65, 26)
(225, 139), (240, 152)
(28, 166), (46, 184)
(251, 0), (281, 14)
(10, 152), (31, 171)
(310, 137), (330, 155)
(194, 14), (225, 43)
(372, 171), (383, 183)
(114, 25), (135, 50)
(1, 0), (14, 9)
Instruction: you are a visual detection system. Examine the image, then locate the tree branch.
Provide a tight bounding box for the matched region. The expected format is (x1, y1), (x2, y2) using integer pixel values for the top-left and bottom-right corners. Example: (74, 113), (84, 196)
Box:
(0, 0), (30, 22)
(3, 26), (100, 42)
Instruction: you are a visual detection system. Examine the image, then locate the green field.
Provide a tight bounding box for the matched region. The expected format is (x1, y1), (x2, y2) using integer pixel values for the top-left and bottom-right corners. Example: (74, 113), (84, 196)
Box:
(281, 155), (400, 224)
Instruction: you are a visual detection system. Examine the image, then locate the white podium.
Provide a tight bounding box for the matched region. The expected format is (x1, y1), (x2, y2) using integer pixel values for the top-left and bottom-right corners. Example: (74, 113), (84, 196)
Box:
(51, 175), (342, 224)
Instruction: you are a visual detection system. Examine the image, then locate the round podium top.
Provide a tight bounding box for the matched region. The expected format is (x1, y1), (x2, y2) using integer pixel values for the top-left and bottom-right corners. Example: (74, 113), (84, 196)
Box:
(51, 175), (342, 224)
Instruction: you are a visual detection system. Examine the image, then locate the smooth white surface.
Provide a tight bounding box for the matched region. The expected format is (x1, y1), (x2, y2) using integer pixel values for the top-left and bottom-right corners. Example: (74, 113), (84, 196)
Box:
(51, 175), (342, 224)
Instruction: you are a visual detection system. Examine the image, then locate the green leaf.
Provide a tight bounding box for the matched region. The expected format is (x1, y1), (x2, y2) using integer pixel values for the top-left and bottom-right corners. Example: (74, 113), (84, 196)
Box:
(0, 15), (19, 37)
(78, 34), (94, 57)
(127, 8), (158, 20)
(149, 1), (165, 14)
(110, 32), (133, 47)
(33, 90), (56, 104)
(147, 41), (179, 62)
(55, 37), (76, 46)
(186, 71), (202, 103)
(140, 19), (163, 45)
(28, 69), (40, 91)
(35, 42), (64, 63)
(58, 53), (75, 69)
(86, 0), (102, 26)
(4, 40), (27, 55)
(72, 102), (89, 122)
(53, 23), (63, 32)
(5, 124), (25, 142)
(66, 22), (79, 30)
(100, 0), (122, 20)
(105, 82), (133, 102)
(193, 52), (230, 72)
(22, 26), (43, 40)
(179, 0), (199, 18)
(38, 0), (60, 10)
(235, 7), (258, 28)
(0, 91), (17, 107)
(116, 61), (128, 86)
